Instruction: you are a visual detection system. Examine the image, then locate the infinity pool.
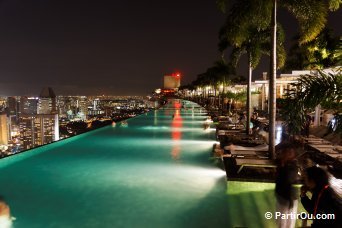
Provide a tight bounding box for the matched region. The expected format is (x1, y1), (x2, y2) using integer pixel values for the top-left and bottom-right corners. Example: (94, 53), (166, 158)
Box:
(1, 100), (285, 228)
(0, 100), (232, 228)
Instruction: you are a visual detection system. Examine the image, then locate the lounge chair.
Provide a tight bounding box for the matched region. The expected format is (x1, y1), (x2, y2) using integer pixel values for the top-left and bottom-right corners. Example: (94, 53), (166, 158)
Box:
(234, 158), (277, 173)
(223, 150), (269, 159)
(224, 144), (269, 152)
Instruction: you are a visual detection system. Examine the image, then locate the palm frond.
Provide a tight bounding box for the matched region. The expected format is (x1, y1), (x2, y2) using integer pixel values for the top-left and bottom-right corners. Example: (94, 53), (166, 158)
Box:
(282, 0), (328, 44)
(282, 69), (342, 135)
(250, 44), (262, 68)
(328, 0), (341, 11)
(230, 46), (246, 67)
(277, 44), (286, 69)
(216, 0), (228, 13)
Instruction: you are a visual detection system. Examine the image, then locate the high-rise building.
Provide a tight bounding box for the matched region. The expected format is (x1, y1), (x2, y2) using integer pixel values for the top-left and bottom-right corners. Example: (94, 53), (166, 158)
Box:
(77, 96), (88, 120)
(38, 87), (57, 114)
(20, 97), (38, 115)
(6, 97), (19, 140)
(17, 88), (59, 151)
(0, 113), (8, 146)
(0, 98), (6, 112)
(7, 97), (17, 116)
(163, 73), (181, 90)
(88, 98), (104, 116)
(57, 96), (88, 120)
(19, 114), (59, 150)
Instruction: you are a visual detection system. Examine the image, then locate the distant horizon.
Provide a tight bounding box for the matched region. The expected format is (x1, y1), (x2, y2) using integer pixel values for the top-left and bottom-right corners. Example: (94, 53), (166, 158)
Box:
(2, 65), (341, 97)
(0, 93), (149, 97)
(0, 84), (151, 97)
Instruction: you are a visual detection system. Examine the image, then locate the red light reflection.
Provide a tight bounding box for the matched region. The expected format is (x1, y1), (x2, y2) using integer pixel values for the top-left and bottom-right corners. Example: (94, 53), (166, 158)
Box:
(171, 101), (182, 160)
(172, 110), (182, 140)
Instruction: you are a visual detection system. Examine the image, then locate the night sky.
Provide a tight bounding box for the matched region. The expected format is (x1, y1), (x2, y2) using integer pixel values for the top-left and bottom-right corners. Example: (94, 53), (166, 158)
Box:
(0, 0), (340, 96)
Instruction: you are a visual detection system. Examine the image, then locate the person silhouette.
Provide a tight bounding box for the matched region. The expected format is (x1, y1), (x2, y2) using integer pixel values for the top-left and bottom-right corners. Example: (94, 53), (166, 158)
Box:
(301, 167), (341, 228)
(275, 143), (299, 228)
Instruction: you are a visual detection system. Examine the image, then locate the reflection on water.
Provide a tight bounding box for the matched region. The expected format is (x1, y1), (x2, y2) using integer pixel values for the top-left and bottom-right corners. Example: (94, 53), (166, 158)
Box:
(154, 109), (158, 125)
(171, 102), (182, 161)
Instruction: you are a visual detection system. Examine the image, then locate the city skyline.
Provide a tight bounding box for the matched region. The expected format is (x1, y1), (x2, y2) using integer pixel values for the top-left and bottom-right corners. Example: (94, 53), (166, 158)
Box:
(0, 90), (154, 155)
(0, 0), (341, 96)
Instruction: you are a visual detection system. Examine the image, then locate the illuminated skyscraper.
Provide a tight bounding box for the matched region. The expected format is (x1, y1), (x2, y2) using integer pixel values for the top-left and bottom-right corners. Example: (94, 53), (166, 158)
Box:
(77, 96), (88, 120)
(6, 97), (19, 141)
(18, 88), (59, 151)
(88, 98), (103, 116)
(19, 114), (59, 150)
(7, 97), (17, 116)
(20, 97), (38, 115)
(0, 113), (8, 146)
(38, 87), (57, 114)
(163, 73), (181, 90)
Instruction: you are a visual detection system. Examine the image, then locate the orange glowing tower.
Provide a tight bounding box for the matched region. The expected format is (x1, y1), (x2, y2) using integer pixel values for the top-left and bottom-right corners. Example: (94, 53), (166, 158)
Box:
(163, 72), (181, 90)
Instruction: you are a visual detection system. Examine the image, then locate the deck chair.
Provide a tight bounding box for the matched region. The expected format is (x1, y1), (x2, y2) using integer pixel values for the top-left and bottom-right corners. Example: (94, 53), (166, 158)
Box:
(234, 158), (277, 173)
(224, 144), (269, 152)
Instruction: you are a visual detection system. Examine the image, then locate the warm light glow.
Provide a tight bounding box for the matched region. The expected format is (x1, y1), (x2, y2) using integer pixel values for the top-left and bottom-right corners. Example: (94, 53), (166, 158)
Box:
(330, 176), (342, 195)
(171, 101), (183, 160)
(171, 72), (181, 78)
(174, 101), (181, 109)
(227, 181), (275, 195)
(172, 110), (182, 140)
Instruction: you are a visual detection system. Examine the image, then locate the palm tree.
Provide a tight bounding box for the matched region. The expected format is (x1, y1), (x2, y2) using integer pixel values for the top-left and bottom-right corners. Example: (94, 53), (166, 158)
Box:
(282, 68), (342, 136)
(217, 0), (340, 158)
(224, 90), (247, 113)
(269, 0), (341, 157)
(210, 60), (235, 110)
(219, 25), (286, 134)
(193, 72), (210, 102)
(194, 60), (234, 109)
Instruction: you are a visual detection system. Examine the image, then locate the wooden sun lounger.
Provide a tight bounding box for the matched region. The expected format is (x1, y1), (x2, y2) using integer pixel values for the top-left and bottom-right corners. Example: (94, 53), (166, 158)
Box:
(307, 141), (333, 145)
(222, 150), (268, 156)
(231, 150), (261, 155)
(326, 153), (341, 160)
(317, 148), (339, 154)
(308, 145), (334, 152)
(230, 150), (269, 159)
(224, 144), (268, 151)
(303, 135), (319, 139)
(235, 158), (276, 174)
(309, 144), (334, 149)
(305, 143), (342, 161)
(217, 130), (242, 135)
(306, 139), (329, 143)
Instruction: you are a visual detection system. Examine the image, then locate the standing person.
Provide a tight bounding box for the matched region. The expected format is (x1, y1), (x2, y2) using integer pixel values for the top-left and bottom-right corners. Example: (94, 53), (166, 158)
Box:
(300, 166), (341, 228)
(275, 143), (299, 228)
(238, 112), (247, 128)
(303, 112), (312, 137)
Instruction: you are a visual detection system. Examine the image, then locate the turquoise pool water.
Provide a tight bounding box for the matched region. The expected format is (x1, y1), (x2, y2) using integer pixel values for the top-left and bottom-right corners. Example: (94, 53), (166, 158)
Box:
(0, 100), (230, 228)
